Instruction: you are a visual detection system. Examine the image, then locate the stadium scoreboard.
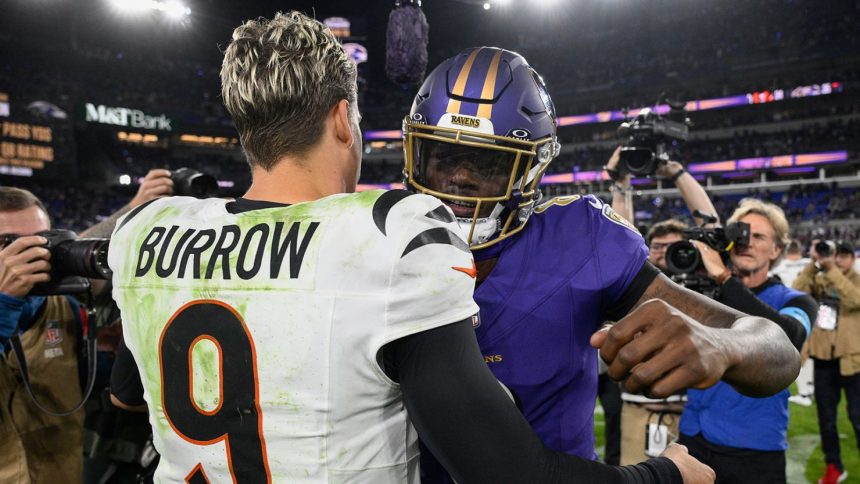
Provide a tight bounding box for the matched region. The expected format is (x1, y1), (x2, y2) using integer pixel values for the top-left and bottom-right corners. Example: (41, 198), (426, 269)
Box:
(0, 121), (54, 171)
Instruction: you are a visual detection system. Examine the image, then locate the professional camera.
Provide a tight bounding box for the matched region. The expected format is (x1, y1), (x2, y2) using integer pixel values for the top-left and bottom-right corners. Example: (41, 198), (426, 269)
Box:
(665, 221), (751, 275)
(2, 229), (111, 296)
(171, 167), (219, 198)
(617, 99), (690, 176)
(815, 240), (836, 257)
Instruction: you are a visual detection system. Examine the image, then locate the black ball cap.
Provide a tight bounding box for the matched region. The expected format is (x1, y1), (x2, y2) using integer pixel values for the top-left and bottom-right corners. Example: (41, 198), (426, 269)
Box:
(835, 240), (855, 256)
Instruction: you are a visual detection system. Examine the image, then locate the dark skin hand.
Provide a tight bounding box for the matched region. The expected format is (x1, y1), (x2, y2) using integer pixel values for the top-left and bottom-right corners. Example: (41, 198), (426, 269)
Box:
(477, 259), (800, 399)
(592, 273), (799, 398)
(438, 148), (799, 399)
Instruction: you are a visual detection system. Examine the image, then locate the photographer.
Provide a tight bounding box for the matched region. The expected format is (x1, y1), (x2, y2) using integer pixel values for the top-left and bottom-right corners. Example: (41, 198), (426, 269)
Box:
(646, 219), (689, 271)
(678, 198), (816, 483)
(0, 171), (173, 483)
(0, 187), (87, 482)
(792, 240), (860, 484)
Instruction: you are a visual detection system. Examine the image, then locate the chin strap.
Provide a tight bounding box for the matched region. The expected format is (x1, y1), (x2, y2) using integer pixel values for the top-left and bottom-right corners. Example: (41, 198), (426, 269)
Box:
(503, 189), (524, 212)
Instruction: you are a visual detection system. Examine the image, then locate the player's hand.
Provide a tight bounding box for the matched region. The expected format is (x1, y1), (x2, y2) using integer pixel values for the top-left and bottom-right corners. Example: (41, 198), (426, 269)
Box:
(660, 443), (715, 483)
(129, 169), (173, 208)
(689, 240), (728, 280)
(590, 299), (729, 398)
(0, 235), (51, 298)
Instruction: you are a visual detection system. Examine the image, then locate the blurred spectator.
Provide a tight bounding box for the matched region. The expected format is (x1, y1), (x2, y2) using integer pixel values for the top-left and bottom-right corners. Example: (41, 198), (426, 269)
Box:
(773, 239), (816, 407)
(792, 240), (860, 484)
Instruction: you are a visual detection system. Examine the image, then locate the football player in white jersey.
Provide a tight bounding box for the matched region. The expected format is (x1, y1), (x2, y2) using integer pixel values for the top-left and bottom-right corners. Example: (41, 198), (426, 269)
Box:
(108, 11), (714, 483)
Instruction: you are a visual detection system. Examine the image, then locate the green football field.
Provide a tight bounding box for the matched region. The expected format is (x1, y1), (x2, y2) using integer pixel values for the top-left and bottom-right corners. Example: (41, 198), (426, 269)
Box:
(593, 386), (859, 483)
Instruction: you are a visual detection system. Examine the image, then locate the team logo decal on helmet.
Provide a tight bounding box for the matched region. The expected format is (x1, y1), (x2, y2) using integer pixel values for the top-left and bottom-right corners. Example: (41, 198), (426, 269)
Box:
(402, 46), (560, 249)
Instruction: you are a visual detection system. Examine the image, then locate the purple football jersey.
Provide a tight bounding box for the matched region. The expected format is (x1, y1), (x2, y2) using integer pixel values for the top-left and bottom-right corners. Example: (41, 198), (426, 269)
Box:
(472, 194), (648, 458)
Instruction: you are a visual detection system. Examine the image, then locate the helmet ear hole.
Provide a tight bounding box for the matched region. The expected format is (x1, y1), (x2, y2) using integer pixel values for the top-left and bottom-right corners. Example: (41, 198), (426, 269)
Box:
(537, 140), (561, 163)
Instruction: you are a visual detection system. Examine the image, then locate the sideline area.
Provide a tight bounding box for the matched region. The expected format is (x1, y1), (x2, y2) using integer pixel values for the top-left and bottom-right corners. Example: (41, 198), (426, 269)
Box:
(594, 386), (859, 483)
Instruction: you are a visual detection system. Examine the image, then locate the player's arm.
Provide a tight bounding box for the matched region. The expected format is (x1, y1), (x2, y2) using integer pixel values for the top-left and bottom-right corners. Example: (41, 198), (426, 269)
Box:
(386, 320), (711, 484)
(716, 279), (814, 350)
(595, 262), (800, 399)
(691, 239), (812, 349)
(109, 338), (148, 412)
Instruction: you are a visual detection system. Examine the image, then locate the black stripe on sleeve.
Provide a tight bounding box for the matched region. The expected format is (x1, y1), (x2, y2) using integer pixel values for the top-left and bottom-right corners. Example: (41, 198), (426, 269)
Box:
(402, 227), (470, 258)
(372, 190), (415, 236)
(604, 261), (661, 321)
(114, 199), (159, 236)
(425, 205), (456, 223)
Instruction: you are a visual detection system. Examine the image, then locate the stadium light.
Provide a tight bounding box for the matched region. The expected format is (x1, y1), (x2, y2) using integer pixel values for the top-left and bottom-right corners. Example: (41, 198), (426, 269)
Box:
(483, 2), (491, 10)
(119, 174), (132, 185)
(110, 0), (150, 13)
(108, 0), (190, 18)
(157, 0), (191, 18)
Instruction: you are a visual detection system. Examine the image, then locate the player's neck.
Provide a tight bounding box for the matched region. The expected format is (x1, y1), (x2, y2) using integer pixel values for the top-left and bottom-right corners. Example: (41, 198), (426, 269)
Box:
(476, 258), (498, 284)
(243, 143), (357, 205)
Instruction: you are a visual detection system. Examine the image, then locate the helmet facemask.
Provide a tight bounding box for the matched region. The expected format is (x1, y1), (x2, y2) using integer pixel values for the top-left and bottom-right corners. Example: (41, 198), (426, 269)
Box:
(403, 120), (559, 249)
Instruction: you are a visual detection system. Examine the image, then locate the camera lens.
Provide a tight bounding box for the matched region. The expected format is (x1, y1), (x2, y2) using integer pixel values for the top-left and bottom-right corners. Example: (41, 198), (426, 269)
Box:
(666, 240), (701, 274)
(51, 238), (112, 279)
(815, 241), (832, 257)
(619, 147), (656, 176)
(171, 167), (220, 198)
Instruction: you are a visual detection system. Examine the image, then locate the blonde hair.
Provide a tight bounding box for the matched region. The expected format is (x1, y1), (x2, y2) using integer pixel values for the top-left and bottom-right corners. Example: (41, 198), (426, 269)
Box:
(727, 198), (791, 269)
(221, 11), (357, 170)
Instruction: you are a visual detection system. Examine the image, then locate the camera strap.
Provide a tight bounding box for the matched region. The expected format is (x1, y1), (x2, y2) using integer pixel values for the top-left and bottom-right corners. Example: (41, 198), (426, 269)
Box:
(9, 301), (98, 417)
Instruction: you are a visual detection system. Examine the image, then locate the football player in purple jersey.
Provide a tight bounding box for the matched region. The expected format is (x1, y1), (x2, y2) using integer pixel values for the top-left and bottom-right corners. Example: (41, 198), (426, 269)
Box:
(401, 47), (801, 481)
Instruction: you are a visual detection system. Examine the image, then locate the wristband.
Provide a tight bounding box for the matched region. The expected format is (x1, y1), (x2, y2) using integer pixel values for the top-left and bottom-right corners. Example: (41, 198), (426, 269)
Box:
(669, 168), (686, 183)
(713, 268), (732, 285)
(609, 183), (631, 193)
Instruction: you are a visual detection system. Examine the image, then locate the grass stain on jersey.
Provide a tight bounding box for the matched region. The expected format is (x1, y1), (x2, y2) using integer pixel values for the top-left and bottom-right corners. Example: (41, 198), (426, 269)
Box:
(191, 338), (221, 412)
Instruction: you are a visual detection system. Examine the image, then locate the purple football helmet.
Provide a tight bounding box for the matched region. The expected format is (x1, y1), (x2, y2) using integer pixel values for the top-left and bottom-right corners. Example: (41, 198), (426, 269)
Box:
(402, 47), (560, 249)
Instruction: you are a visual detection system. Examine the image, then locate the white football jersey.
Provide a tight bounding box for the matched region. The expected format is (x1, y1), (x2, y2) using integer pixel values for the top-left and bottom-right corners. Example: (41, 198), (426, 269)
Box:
(770, 257), (810, 287)
(109, 190), (479, 483)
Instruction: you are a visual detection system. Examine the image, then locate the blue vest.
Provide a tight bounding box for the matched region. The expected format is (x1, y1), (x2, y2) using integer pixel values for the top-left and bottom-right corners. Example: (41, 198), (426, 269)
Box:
(679, 282), (808, 451)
